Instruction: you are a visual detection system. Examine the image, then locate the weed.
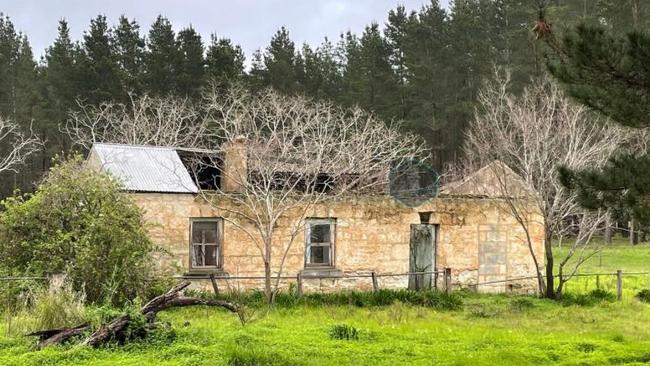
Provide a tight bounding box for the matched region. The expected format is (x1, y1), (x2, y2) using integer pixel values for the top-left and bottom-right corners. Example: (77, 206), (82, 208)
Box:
(576, 343), (596, 353)
(329, 324), (359, 340)
(509, 297), (535, 312)
(4, 277), (87, 337)
(467, 303), (502, 318)
(560, 289), (616, 307)
(636, 289), (650, 303)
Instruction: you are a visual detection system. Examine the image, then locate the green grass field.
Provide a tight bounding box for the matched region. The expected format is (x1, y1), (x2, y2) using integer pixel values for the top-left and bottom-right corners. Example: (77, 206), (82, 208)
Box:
(0, 240), (648, 366)
(554, 237), (650, 296)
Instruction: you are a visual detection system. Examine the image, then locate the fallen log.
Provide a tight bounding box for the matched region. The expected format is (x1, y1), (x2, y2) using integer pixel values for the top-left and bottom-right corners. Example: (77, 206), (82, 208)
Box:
(83, 315), (130, 347)
(27, 323), (90, 348)
(26, 281), (239, 348)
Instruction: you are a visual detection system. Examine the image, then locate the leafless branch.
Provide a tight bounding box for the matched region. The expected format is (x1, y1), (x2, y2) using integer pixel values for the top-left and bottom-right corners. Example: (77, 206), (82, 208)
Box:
(462, 68), (622, 297)
(194, 86), (426, 302)
(0, 117), (42, 175)
(63, 93), (212, 150)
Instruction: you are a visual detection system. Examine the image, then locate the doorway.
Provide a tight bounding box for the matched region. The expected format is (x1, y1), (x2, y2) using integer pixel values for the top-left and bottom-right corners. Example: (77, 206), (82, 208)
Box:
(408, 224), (437, 290)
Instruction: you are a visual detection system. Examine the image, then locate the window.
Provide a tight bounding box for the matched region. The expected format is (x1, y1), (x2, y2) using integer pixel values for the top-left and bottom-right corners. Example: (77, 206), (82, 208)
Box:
(305, 218), (335, 267)
(190, 219), (223, 269)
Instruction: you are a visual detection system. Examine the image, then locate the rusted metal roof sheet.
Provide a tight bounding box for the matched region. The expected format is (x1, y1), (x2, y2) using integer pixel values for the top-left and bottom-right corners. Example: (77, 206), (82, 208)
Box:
(91, 143), (198, 193)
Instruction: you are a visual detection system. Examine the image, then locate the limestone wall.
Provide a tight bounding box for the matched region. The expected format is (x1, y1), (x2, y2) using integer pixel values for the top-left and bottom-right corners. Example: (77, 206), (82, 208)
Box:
(131, 193), (544, 293)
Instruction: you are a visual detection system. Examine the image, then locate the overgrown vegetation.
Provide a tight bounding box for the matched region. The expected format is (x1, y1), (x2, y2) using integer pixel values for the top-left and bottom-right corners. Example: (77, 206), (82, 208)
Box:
(3, 278), (86, 337)
(188, 288), (463, 311)
(0, 290), (649, 365)
(0, 157), (156, 305)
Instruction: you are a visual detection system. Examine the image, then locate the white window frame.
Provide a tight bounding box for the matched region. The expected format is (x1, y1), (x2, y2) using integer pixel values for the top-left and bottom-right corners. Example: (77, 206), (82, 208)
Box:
(304, 218), (336, 268)
(190, 218), (223, 270)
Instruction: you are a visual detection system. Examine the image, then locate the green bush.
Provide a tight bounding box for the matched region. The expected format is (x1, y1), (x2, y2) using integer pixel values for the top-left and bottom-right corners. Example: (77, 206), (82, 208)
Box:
(0, 156), (155, 305)
(636, 289), (650, 303)
(329, 324), (359, 340)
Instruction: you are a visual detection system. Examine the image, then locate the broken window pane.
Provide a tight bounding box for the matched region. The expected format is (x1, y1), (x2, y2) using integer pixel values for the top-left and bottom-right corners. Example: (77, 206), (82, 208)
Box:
(191, 219), (222, 268)
(305, 219), (335, 267)
(192, 245), (205, 267)
(309, 246), (330, 264)
(310, 224), (330, 243)
(204, 245), (218, 266)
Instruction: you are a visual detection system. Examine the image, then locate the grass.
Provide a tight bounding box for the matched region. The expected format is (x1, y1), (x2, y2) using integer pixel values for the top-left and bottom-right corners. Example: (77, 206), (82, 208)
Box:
(1, 297), (650, 366)
(0, 241), (648, 365)
(554, 236), (650, 296)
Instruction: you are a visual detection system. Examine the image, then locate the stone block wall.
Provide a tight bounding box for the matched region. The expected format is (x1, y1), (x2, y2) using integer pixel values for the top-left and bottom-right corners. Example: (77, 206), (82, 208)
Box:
(131, 193), (544, 293)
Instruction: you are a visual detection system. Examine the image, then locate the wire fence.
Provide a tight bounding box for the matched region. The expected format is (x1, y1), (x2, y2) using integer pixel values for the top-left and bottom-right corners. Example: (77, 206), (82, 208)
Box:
(177, 269), (452, 296)
(2, 269), (648, 301)
(471, 270), (650, 300)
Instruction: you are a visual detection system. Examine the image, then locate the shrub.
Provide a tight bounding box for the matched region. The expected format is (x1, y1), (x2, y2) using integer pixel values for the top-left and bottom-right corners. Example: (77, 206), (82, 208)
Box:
(0, 156), (155, 305)
(4, 277), (87, 336)
(329, 324), (359, 340)
(636, 289), (650, 303)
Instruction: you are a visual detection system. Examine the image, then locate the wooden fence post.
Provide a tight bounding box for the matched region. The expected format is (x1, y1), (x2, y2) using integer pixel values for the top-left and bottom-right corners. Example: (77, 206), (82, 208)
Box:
(616, 270), (623, 301)
(371, 272), (379, 292)
(444, 268), (452, 294)
(296, 273), (303, 297)
(209, 274), (219, 295)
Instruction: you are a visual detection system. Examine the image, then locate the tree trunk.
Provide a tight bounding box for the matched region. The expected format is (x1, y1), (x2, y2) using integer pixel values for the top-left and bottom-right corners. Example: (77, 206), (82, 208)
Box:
(544, 233), (555, 298)
(264, 260), (273, 304)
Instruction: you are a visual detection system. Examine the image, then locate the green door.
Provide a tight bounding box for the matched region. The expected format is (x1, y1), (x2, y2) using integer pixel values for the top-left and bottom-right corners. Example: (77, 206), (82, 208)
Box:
(409, 224), (436, 290)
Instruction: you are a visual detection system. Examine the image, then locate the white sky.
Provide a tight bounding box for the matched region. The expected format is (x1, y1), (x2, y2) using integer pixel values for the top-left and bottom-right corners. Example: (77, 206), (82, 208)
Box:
(2, 0), (451, 63)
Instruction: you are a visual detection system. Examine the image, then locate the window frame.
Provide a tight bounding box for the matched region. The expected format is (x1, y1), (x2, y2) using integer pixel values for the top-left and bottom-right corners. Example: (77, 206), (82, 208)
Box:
(304, 218), (336, 268)
(189, 217), (224, 271)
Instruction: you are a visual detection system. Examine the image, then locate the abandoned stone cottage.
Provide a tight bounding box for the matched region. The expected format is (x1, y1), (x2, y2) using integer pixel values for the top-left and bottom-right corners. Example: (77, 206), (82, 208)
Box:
(86, 142), (544, 293)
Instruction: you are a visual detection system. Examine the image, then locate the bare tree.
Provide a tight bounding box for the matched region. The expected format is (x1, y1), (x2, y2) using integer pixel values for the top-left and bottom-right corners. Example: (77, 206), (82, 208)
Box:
(63, 93), (211, 150)
(463, 69), (623, 298)
(194, 87), (425, 302)
(0, 117), (41, 176)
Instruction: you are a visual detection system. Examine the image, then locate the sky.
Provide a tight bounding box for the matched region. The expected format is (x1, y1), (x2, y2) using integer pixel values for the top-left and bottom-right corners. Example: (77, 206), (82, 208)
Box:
(2, 0), (451, 63)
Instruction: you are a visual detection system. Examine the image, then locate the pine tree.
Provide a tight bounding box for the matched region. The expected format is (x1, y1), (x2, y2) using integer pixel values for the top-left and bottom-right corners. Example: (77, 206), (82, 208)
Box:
(548, 24), (650, 223)
(205, 35), (245, 86)
(385, 5), (409, 120)
(301, 39), (342, 100)
(177, 26), (205, 98)
(261, 27), (303, 94)
(114, 15), (145, 96)
(0, 13), (19, 116)
(342, 23), (397, 120)
(78, 15), (121, 103)
(144, 15), (182, 95)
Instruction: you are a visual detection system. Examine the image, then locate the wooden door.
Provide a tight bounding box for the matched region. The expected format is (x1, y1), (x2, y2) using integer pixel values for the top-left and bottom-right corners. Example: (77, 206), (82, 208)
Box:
(409, 224), (436, 290)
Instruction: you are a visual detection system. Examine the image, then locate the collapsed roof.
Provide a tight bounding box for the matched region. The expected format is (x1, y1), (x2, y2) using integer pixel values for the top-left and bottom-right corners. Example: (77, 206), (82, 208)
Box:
(87, 143), (533, 199)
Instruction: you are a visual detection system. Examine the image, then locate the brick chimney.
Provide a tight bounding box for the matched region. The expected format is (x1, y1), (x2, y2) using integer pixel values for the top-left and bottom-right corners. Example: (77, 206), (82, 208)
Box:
(221, 135), (248, 193)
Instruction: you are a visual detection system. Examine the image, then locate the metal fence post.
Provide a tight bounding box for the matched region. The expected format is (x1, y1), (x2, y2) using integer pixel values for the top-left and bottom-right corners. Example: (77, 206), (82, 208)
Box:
(296, 272), (303, 297)
(444, 268), (452, 294)
(371, 272), (379, 292)
(616, 270), (623, 301)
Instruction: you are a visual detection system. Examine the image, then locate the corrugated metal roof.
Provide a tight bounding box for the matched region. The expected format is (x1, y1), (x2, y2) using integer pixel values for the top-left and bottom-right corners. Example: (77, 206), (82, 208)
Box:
(91, 143), (198, 193)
